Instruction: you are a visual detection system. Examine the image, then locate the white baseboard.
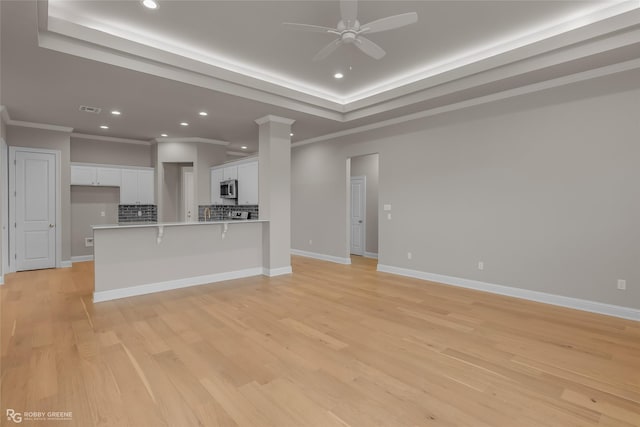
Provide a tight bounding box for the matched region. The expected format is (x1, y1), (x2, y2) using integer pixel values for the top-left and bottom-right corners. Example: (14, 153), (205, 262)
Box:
(60, 260), (72, 268)
(364, 252), (378, 259)
(94, 267), (263, 303)
(377, 264), (640, 322)
(71, 255), (94, 263)
(263, 266), (293, 277)
(291, 249), (351, 265)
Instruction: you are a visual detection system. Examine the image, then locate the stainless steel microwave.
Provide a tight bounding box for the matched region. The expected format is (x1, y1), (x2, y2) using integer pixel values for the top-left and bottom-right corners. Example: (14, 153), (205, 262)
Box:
(220, 179), (237, 199)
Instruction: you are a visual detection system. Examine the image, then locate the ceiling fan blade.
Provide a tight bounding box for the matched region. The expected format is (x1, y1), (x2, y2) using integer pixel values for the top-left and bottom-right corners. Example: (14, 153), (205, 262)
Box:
(361, 12), (418, 34)
(313, 38), (343, 61)
(355, 36), (386, 60)
(282, 22), (337, 34)
(340, 0), (358, 25)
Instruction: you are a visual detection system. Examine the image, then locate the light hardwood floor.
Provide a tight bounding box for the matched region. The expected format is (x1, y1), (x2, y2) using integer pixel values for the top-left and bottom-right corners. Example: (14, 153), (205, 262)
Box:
(1, 256), (639, 426)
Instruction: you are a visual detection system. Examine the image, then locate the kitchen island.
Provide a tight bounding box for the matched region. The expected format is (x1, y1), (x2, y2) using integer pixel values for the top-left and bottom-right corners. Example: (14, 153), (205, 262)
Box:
(92, 220), (283, 302)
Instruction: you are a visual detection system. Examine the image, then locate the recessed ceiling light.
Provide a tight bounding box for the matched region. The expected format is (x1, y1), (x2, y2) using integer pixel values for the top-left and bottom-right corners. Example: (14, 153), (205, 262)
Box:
(100, 125), (109, 129)
(142, 0), (158, 10)
(289, 133), (294, 137)
(111, 110), (121, 115)
(334, 72), (344, 79)
(160, 133), (168, 137)
(240, 146), (248, 150)
(198, 111), (208, 116)
(180, 122), (189, 126)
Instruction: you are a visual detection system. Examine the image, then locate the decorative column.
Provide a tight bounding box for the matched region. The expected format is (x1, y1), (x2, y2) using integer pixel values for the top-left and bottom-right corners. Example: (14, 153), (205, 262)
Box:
(255, 115), (295, 276)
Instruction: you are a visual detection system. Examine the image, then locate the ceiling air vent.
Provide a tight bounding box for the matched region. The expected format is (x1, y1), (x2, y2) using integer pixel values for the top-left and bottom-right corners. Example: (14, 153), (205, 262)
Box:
(79, 105), (102, 114)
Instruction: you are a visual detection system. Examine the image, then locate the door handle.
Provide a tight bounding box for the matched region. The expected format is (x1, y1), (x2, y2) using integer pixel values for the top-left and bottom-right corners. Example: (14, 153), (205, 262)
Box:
(49, 224), (55, 228)
(358, 220), (363, 223)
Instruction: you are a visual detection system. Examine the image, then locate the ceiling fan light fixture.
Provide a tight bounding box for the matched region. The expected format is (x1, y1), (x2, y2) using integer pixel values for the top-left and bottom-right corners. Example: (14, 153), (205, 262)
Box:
(142, 0), (158, 10)
(284, 0), (417, 61)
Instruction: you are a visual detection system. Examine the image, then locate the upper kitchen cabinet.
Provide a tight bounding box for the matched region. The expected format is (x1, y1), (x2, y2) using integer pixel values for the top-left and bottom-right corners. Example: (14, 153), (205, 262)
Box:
(71, 164), (121, 186)
(237, 161), (259, 205)
(211, 168), (224, 204)
(222, 166), (238, 181)
(121, 168), (155, 205)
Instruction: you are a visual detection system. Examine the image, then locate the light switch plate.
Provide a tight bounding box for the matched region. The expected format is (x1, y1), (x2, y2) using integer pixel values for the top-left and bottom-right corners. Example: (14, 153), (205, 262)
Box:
(383, 204), (392, 211)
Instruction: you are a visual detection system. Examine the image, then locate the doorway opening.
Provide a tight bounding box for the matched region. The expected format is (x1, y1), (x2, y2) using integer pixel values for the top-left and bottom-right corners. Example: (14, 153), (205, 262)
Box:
(348, 153), (379, 260)
(161, 162), (195, 222)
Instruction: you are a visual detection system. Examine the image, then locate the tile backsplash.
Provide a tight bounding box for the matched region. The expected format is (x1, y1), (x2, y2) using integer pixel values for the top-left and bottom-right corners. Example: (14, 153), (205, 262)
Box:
(119, 205), (157, 223)
(198, 205), (259, 221)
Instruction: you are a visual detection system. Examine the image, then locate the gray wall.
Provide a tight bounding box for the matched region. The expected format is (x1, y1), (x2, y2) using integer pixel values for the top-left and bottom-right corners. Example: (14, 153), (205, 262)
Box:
(291, 72), (640, 309)
(70, 137), (153, 257)
(350, 153), (379, 255)
(7, 126), (72, 263)
(71, 187), (119, 257)
(71, 138), (152, 167)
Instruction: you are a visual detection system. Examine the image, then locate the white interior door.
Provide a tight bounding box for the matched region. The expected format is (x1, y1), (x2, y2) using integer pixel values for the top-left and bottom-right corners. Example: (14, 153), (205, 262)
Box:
(350, 176), (366, 256)
(182, 169), (195, 222)
(15, 150), (56, 271)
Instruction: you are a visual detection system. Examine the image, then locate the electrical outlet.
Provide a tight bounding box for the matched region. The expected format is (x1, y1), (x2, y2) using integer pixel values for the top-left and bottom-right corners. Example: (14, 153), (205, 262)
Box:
(85, 237), (94, 247)
(478, 261), (484, 271)
(100, 211), (105, 217)
(407, 252), (412, 260)
(138, 210), (142, 217)
(617, 279), (626, 290)
(387, 213), (392, 220)
(308, 239), (313, 245)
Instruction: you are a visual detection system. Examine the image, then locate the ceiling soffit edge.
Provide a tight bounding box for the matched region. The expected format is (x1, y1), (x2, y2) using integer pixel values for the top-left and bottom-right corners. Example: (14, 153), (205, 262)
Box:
(155, 137), (230, 146)
(293, 58), (640, 148)
(31, 1), (640, 127)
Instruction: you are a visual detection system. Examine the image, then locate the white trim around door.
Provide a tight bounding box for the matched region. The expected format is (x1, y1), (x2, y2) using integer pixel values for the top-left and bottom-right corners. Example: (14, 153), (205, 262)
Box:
(9, 147), (62, 272)
(1, 137), (8, 281)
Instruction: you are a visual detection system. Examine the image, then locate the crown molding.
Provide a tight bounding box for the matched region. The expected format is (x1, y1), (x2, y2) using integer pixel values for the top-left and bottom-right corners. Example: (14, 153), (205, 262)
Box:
(255, 115), (295, 126)
(2, 105), (74, 132)
(155, 137), (230, 146)
(293, 57), (640, 148)
(71, 132), (152, 145)
(0, 106), (10, 124)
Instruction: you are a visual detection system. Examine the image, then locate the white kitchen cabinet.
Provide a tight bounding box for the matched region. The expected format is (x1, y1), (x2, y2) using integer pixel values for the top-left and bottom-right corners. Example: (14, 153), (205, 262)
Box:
(71, 164), (122, 186)
(222, 166), (237, 181)
(237, 161), (258, 205)
(211, 168), (224, 204)
(137, 169), (155, 204)
(96, 167), (121, 186)
(121, 168), (155, 204)
(71, 165), (96, 185)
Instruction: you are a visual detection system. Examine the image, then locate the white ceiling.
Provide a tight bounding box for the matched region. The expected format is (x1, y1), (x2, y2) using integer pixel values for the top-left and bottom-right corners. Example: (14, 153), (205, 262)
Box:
(1, 0), (639, 152)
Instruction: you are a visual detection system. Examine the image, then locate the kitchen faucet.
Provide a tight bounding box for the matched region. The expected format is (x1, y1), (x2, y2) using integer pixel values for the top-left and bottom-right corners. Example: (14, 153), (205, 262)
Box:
(204, 207), (211, 221)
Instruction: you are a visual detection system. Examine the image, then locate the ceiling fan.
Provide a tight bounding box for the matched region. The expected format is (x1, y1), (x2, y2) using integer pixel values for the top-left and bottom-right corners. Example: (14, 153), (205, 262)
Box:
(283, 0), (418, 61)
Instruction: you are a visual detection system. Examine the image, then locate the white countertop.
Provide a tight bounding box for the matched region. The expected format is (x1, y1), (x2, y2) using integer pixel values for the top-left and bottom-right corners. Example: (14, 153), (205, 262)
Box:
(93, 219), (268, 230)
